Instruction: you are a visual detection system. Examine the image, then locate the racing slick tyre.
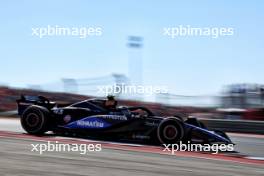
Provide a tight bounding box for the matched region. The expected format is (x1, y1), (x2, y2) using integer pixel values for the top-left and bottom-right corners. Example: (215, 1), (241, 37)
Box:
(157, 118), (185, 144)
(21, 105), (50, 135)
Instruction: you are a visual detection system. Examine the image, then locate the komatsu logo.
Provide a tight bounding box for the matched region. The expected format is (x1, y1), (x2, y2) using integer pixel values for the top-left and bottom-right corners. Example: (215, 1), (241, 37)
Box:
(77, 120), (104, 128)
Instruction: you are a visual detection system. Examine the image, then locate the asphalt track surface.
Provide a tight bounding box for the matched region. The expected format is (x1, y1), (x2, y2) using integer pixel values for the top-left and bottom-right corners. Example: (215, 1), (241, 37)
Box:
(0, 118), (263, 176)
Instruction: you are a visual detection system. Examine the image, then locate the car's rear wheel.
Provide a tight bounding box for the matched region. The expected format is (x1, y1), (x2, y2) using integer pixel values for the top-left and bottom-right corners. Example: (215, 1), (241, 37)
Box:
(21, 106), (50, 135)
(157, 118), (185, 144)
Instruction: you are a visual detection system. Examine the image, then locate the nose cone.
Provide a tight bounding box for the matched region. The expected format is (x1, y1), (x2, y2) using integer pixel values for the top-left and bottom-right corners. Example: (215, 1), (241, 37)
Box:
(186, 123), (233, 144)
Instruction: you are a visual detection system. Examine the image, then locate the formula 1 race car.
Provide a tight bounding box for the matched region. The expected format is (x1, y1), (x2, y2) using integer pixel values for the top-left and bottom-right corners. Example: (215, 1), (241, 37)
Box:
(17, 95), (232, 145)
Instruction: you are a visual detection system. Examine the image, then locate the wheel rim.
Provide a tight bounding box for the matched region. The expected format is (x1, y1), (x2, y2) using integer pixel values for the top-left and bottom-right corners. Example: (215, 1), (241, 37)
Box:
(163, 125), (178, 140)
(26, 113), (40, 127)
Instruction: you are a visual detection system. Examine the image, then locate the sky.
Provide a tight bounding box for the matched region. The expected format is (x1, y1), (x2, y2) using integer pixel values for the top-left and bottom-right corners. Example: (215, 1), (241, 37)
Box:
(0, 0), (264, 96)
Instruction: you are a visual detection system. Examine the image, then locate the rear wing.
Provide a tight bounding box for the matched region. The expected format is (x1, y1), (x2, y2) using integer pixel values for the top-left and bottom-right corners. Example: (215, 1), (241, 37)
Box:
(16, 95), (54, 115)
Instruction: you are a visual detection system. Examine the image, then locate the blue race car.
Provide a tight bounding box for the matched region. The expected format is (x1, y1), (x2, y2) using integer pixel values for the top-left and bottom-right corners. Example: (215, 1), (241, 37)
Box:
(17, 95), (232, 145)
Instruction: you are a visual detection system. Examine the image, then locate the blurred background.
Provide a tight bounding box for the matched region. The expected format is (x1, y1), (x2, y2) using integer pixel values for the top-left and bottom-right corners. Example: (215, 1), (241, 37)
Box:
(0, 0), (264, 122)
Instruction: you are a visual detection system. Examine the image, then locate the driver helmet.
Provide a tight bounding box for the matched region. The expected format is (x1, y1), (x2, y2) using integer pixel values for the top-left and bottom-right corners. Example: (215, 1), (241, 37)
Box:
(104, 95), (117, 109)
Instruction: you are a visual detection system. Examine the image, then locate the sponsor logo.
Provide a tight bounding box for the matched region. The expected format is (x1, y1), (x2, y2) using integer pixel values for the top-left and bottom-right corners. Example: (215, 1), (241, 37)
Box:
(63, 115), (72, 123)
(77, 120), (104, 128)
(53, 109), (64, 115)
(99, 115), (127, 121)
(132, 134), (150, 140)
(144, 121), (159, 126)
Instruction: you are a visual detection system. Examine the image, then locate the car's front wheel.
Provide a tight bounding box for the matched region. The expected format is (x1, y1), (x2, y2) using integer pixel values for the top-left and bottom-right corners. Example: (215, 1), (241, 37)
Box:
(157, 118), (185, 144)
(21, 106), (50, 135)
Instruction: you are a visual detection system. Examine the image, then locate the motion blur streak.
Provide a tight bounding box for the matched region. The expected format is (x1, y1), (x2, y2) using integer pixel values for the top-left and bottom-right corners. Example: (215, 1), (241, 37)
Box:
(0, 135), (263, 176)
(0, 130), (263, 166)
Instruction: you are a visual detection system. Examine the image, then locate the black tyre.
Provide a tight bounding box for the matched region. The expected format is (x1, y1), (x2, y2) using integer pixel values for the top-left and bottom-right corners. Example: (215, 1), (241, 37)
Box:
(157, 118), (185, 144)
(21, 105), (50, 135)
